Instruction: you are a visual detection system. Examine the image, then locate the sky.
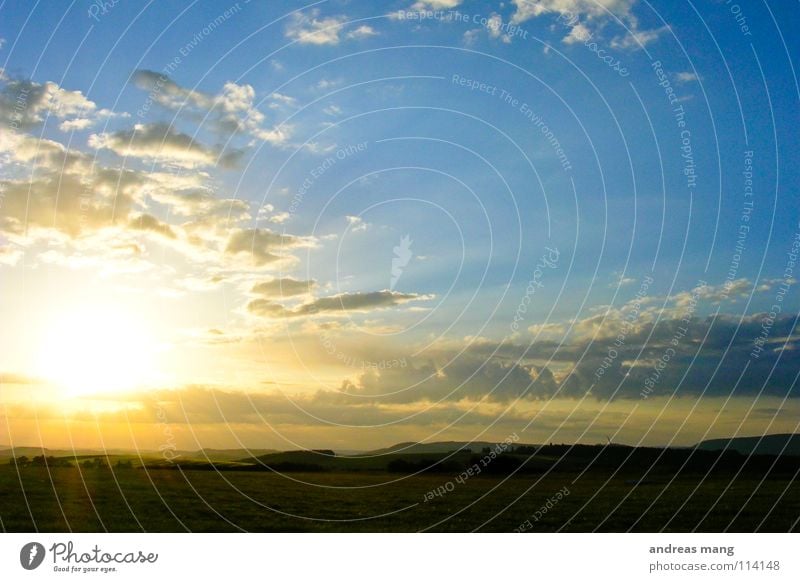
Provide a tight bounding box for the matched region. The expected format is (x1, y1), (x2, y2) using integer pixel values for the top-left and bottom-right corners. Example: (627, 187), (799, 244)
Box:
(0, 0), (798, 452)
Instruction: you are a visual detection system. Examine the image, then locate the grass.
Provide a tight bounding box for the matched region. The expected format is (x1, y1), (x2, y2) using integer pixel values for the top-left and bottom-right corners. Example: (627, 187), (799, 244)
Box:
(0, 463), (797, 532)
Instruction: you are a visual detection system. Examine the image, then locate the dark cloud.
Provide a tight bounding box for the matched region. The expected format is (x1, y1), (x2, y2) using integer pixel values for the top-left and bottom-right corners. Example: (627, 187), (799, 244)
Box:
(247, 290), (433, 318)
(225, 228), (306, 266)
(89, 122), (243, 168)
(128, 213), (177, 239)
(333, 356), (557, 404)
(0, 77), (96, 130)
(251, 277), (316, 298)
(131, 70), (288, 143)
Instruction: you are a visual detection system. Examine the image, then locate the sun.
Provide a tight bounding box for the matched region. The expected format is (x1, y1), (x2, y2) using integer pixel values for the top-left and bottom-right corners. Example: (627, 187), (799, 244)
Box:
(36, 304), (160, 398)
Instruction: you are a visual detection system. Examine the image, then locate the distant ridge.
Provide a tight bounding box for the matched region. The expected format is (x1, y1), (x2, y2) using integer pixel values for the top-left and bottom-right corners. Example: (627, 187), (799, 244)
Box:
(0, 446), (277, 462)
(695, 434), (800, 457)
(364, 441), (520, 456)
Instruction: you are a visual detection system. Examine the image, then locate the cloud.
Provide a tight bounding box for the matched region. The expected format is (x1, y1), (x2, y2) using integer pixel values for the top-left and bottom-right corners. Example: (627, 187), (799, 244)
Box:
(336, 355), (556, 404)
(346, 25), (379, 40)
(510, 0), (646, 46)
(58, 108), (129, 132)
(149, 187), (250, 220)
(675, 71), (700, 84)
(284, 10), (378, 46)
(0, 156), (138, 238)
(511, 0), (636, 24)
(341, 305), (800, 404)
(89, 122), (243, 168)
(610, 26), (669, 50)
(0, 245), (22, 266)
(225, 228), (310, 266)
(0, 372), (40, 385)
(285, 10), (348, 45)
(252, 277), (316, 298)
(462, 29), (481, 46)
(411, 0), (463, 8)
(345, 215), (369, 232)
(247, 290), (434, 318)
(127, 213), (177, 239)
(132, 70), (289, 144)
(0, 77), (98, 131)
(563, 22), (592, 44)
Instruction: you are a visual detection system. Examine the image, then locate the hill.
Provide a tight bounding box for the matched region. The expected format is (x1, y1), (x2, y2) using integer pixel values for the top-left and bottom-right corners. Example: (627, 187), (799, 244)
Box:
(695, 433), (800, 456)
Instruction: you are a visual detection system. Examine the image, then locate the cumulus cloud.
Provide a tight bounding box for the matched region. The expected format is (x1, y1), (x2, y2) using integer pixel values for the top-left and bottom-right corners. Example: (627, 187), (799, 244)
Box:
(284, 10), (379, 46)
(0, 157), (138, 238)
(562, 22), (593, 44)
(509, 0), (652, 48)
(285, 10), (348, 45)
(132, 70), (289, 144)
(325, 303), (800, 405)
(0, 77), (97, 130)
(89, 122), (244, 168)
(511, 0), (635, 24)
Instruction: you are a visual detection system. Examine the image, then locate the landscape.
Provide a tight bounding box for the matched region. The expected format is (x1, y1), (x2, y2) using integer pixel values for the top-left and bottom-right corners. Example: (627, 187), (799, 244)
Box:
(1, 434), (798, 532)
(1, 1), (798, 537)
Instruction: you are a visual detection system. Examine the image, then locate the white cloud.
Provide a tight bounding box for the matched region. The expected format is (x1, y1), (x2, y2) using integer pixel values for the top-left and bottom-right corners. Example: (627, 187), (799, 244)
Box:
(610, 26), (669, 50)
(285, 10), (347, 45)
(315, 79), (341, 91)
(510, 0), (643, 46)
(563, 22), (592, 44)
(58, 108), (129, 132)
(462, 29), (481, 46)
(511, 0), (635, 24)
(285, 10), (380, 46)
(347, 25), (379, 40)
(0, 245), (22, 266)
(675, 71), (700, 84)
(269, 92), (298, 108)
(411, 0), (462, 9)
(345, 215), (369, 233)
(486, 13), (512, 43)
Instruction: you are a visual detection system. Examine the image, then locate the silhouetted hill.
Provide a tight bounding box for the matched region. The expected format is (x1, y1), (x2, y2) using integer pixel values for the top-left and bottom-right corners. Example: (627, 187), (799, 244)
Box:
(695, 434), (800, 456)
(0, 446), (277, 463)
(364, 441), (507, 455)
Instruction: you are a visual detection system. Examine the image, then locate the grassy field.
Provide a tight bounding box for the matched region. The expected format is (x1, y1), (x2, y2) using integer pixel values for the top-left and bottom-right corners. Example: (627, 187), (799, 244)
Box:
(0, 461), (797, 532)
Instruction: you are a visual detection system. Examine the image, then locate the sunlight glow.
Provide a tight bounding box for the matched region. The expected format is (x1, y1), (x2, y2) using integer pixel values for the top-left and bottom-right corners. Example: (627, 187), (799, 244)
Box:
(36, 304), (160, 398)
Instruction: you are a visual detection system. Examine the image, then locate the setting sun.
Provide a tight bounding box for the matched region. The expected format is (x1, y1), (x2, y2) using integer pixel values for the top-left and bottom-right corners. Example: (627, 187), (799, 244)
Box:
(35, 305), (159, 398)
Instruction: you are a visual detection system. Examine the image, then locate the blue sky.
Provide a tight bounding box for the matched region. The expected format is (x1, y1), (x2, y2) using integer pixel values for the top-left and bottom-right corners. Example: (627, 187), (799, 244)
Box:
(1, 1), (799, 450)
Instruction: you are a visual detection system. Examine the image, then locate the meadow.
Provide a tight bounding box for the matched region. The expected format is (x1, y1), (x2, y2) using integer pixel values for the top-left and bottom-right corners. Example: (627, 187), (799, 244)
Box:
(0, 446), (797, 532)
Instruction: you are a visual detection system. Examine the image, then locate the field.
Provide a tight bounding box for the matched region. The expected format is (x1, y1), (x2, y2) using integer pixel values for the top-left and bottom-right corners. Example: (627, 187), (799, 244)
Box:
(0, 445), (798, 532)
